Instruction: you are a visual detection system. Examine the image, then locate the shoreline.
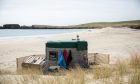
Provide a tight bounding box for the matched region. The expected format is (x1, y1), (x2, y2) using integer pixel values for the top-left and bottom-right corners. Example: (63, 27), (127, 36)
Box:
(0, 29), (89, 40)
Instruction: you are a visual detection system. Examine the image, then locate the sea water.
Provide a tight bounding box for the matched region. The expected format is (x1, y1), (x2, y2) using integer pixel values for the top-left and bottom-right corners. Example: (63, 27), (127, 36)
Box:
(0, 29), (87, 37)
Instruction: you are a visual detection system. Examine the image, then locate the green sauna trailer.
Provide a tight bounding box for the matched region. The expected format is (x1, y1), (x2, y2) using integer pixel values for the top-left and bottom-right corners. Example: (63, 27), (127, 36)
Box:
(45, 40), (89, 69)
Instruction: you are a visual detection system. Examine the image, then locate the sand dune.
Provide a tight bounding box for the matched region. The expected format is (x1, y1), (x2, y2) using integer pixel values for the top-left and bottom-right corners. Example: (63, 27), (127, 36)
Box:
(0, 27), (140, 69)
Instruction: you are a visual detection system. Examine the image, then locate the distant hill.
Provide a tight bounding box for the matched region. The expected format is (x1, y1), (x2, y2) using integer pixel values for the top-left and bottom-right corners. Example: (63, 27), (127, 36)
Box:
(30, 20), (140, 29)
(71, 20), (140, 29)
(1, 20), (140, 29)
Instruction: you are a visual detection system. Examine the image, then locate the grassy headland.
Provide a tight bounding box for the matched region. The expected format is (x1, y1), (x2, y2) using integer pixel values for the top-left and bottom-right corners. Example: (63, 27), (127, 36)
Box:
(29, 20), (140, 29)
(73, 20), (140, 29)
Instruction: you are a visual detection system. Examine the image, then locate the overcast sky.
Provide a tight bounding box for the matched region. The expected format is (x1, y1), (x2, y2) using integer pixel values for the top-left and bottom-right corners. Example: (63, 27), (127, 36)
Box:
(0, 0), (140, 26)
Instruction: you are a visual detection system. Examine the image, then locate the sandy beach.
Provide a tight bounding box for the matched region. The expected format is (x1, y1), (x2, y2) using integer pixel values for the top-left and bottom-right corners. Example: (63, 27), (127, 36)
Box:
(0, 27), (140, 69)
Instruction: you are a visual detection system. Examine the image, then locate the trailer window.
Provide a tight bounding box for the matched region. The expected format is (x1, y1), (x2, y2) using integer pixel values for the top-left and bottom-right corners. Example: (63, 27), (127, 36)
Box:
(49, 51), (58, 61)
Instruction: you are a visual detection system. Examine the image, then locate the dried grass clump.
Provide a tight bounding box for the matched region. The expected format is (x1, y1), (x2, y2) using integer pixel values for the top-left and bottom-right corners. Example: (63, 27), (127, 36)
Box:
(0, 68), (16, 75)
(92, 66), (113, 79)
(128, 70), (140, 84)
(128, 53), (140, 84)
(66, 66), (85, 84)
(116, 60), (128, 76)
(129, 53), (140, 69)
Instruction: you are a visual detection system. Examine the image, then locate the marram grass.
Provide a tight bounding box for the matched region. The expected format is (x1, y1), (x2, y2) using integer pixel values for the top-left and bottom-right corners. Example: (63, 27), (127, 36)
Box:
(0, 53), (140, 84)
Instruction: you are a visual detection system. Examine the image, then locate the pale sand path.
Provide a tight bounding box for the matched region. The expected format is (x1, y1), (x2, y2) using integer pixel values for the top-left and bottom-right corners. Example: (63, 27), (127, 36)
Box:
(0, 27), (140, 69)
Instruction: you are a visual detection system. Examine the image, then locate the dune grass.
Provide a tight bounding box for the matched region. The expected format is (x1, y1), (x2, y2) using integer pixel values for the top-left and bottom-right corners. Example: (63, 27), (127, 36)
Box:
(0, 53), (140, 84)
(129, 53), (140, 69)
(92, 65), (113, 79)
(128, 70), (140, 84)
(0, 66), (85, 84)
(128, 53), (140, 84)
(90, 53), (140, 84)
(116, 60), (128, 76)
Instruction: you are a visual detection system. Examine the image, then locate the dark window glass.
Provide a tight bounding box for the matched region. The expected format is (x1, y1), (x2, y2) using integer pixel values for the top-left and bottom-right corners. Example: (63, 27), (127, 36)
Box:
(49, 51), (58, 61)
